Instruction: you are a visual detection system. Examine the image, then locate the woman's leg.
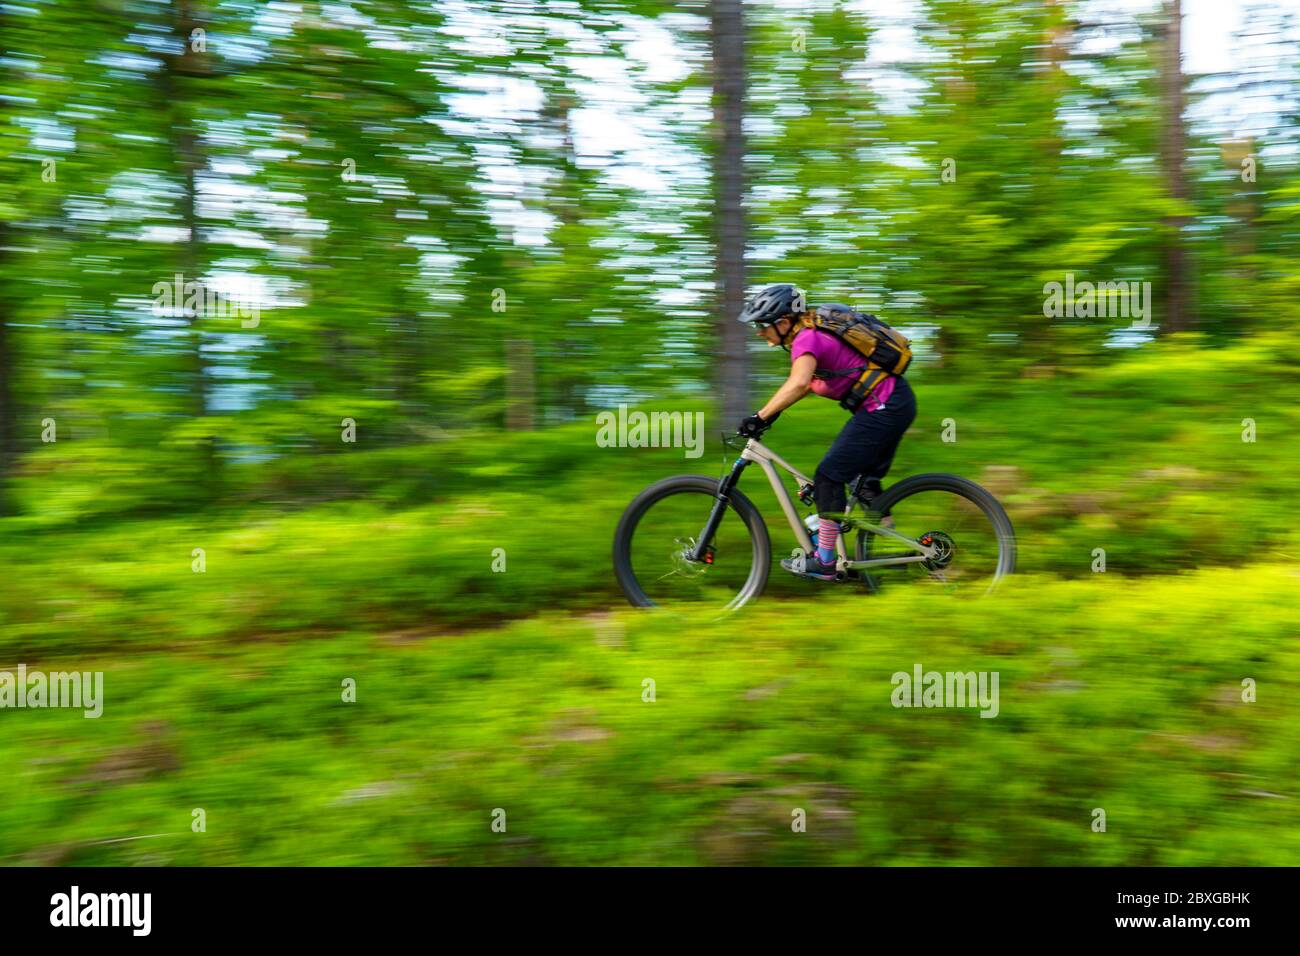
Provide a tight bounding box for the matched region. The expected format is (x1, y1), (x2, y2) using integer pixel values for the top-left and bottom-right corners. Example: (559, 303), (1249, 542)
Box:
(811, 378), (917, 562)
(862, 376), (917, 482)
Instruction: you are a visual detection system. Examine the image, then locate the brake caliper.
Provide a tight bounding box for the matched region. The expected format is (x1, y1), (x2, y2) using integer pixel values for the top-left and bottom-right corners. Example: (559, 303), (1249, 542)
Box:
(919, 532), (954, 569)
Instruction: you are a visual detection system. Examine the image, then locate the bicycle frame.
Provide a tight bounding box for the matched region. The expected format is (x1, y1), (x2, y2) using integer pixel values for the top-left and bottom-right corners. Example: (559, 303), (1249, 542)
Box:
(691, 437), (938, 571)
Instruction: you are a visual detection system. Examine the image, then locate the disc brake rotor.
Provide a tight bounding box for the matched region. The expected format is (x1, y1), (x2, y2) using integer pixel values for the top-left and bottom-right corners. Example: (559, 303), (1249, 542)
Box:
(918, 531), (954, 570)
(667, 537), (710, 577)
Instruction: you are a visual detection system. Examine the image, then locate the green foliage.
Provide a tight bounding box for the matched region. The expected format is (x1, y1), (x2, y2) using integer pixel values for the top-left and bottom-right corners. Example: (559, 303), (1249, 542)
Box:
(2, 564), (1296, 865)
(4, 333), (1300, 652)
(4, 0), (1300, 866)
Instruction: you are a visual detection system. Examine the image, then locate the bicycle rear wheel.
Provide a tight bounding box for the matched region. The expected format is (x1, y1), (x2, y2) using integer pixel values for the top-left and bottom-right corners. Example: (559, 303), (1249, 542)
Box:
(613, 475), (771, 610)
(854, 473), (1016, 594)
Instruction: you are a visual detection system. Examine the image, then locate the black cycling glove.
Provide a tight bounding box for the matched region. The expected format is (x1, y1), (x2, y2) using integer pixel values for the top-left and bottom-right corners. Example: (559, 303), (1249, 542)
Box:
(737, 409), (780, 438)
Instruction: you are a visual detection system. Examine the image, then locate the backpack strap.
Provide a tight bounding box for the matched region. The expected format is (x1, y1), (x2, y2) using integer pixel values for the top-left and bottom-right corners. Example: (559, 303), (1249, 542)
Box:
(841, 367), (889, 413)
(814, 362), (871, 381)
(795, 310), (905, 411)
(795, 318), (871, 380)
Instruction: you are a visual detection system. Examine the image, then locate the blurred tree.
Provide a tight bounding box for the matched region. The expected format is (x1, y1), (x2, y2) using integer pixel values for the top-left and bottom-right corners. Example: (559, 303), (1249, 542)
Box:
(1159, 0), (1194, 332)
(0, 216), (14, 517)
(158, 0), (216, 490)
(1, 0), (1299, 520)
(711, 0), (750, 422)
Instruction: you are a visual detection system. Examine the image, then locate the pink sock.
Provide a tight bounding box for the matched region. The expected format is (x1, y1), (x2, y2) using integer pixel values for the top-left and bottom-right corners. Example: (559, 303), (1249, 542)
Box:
(817, 518), (838, 564)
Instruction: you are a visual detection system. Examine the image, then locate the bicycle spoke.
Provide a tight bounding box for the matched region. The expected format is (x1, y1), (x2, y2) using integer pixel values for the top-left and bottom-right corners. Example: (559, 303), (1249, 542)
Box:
(857, 482), (1012, 595)
(623, 487), (759, 610)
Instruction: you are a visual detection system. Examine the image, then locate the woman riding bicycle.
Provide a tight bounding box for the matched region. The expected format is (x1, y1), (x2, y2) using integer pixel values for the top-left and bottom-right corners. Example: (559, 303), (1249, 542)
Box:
(735, 283), (917, 581)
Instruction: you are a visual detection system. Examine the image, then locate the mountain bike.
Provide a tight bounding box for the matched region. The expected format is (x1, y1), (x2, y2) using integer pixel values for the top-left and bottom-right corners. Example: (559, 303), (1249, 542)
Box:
(613, 431), (1016, 610)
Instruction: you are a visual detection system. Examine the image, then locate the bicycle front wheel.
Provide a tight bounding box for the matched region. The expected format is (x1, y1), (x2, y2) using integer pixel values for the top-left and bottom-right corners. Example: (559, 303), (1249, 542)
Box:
(855, 473), (1016, 594)
(613, 475), (771, 611)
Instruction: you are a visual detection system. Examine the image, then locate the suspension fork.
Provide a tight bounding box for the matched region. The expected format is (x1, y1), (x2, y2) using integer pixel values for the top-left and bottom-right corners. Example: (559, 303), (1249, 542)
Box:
(688, 456), (750, 562)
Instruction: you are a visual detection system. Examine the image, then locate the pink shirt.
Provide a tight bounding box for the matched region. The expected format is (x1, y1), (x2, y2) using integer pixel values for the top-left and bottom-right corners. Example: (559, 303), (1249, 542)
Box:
(791, 327), (896, 412)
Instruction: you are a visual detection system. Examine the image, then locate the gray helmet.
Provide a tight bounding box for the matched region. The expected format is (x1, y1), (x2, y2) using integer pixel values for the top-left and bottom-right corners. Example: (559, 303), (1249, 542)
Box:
(738, 283), (806, 327)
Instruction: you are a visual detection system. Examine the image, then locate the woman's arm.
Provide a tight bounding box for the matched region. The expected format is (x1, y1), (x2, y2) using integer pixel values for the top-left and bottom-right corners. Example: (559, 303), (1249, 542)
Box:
(757, 353), (817, 421)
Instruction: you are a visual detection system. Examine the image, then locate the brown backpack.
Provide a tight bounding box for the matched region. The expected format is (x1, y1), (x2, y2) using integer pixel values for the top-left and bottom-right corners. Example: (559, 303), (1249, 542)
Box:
(795, 304), (913, 411)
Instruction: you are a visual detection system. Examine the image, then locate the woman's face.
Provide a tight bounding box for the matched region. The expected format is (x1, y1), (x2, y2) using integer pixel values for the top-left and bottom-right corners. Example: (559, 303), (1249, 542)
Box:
(757, 317), (791, 346)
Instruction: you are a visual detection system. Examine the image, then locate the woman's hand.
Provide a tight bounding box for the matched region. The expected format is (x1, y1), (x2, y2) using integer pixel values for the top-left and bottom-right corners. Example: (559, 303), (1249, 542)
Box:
(737, 410), (779, 438)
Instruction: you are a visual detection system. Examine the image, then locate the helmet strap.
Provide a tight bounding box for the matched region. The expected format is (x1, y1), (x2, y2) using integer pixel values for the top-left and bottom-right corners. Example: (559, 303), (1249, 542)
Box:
(777, 313), (806, 351)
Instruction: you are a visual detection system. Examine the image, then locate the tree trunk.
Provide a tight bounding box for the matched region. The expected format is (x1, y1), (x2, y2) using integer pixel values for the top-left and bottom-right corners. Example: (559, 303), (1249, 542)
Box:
(160, 0), (215, 492)
(0, 223), (15, 516)
(1223, 137), (1257, 262)
(711, 0), (749, 424)
(1160, 0), (1194, 333)
(505, 339), (537, 432)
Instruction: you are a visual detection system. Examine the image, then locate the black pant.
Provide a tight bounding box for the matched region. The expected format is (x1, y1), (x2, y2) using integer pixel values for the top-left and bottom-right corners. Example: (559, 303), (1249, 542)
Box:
(813, 375), (916, 517)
